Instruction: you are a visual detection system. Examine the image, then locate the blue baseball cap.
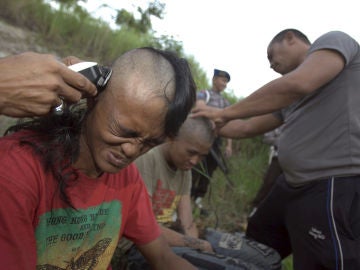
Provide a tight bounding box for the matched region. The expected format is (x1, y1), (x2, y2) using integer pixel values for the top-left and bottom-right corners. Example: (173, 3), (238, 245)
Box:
(213, 69), (230, 82)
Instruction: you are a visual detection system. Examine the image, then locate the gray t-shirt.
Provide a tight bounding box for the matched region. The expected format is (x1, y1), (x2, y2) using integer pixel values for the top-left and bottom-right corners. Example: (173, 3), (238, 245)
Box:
(277, 31), (360, 186)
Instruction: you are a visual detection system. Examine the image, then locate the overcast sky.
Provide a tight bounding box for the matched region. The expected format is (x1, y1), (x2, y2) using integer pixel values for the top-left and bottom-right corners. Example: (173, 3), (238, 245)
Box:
(84, 0), (360, 98)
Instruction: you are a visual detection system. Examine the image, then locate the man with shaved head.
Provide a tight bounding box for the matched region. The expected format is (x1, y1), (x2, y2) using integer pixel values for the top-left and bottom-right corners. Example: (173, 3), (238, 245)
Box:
(0, 47), (196, 270)
(135, 116), (215, 250)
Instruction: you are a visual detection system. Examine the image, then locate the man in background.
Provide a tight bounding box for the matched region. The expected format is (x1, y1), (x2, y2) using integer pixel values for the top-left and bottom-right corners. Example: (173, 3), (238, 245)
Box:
(191, 69), (233, 210)
(135, 116), (215, 253)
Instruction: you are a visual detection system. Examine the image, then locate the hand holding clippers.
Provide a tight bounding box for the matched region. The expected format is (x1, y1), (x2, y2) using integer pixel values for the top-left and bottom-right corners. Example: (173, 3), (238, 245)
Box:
(54, 62), (112, 113)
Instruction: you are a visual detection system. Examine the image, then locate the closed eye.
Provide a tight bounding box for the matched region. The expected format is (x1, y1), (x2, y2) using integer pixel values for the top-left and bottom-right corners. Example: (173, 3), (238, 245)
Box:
(109, 120), (139, 138)
(109, 120), (165, 148)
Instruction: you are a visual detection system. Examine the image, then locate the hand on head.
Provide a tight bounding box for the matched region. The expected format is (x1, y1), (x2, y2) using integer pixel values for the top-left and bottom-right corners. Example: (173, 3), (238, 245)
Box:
(191, 105), (226, 130)
(0, 52), (97, 117)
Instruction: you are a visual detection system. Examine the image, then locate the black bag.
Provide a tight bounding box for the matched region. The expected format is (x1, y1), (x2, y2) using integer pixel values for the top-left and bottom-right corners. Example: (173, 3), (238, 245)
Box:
(175, 248), (261, 270)
(205, 228), (282, 270)
(128, 246), (258, 270)
(127, 229), (282, 270)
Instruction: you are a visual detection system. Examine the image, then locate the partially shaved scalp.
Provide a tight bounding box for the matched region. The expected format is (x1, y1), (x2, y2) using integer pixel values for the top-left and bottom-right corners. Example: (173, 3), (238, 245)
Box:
(110, 48), (175, 101)
(105, 47), (196, 138)
(177, 116), (215, 145)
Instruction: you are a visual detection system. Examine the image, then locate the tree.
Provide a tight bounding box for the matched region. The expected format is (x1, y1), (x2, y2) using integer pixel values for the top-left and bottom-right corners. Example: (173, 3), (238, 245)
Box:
(51, 0), (86, 6)
(115, 0), (165, 33)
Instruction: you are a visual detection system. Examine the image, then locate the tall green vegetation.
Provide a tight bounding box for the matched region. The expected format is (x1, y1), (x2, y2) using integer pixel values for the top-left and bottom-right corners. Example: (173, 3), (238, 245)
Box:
(0, 0), (210, 89)
(197, 137), (269, 231)
(199, 138), (293, 269)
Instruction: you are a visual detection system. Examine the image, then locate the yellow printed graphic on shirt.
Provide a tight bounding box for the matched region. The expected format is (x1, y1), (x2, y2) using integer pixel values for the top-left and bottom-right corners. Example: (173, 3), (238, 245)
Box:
(152, 179), (181, 224)
(35, 201), (121, 270)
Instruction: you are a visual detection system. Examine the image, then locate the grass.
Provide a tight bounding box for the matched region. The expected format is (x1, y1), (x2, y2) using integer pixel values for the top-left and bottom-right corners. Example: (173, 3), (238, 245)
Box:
(195, 138), (293, 269)
(197, 138), (268, 231)
(0, 0), (211, 90)
(0, 0), (134, 63)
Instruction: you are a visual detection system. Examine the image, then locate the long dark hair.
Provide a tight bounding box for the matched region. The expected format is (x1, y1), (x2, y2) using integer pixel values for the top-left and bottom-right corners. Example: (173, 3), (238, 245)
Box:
(6, 105), (87, 208)
(141, 47), (196, 138)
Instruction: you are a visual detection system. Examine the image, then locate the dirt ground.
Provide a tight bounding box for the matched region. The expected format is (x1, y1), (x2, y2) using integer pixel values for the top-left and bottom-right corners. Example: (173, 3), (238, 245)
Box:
(0, 19), (55, 134)
(0, 19), (51, 56)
